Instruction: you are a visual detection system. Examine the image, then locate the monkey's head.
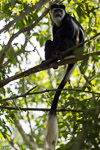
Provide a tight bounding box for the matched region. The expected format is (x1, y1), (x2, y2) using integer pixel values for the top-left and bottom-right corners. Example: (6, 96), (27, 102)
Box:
(50, 4), (66, 26)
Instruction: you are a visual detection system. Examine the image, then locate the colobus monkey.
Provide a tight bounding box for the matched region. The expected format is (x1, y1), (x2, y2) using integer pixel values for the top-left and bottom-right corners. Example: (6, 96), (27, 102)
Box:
(44, 4), (85, 150)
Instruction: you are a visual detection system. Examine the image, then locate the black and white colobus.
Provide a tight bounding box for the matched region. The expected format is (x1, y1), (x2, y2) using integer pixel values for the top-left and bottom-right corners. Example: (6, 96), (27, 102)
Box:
(44, 4), (85, 150)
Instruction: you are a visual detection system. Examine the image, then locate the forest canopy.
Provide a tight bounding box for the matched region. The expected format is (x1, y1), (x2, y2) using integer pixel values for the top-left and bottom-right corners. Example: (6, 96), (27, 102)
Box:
(0, 0), (100, 149)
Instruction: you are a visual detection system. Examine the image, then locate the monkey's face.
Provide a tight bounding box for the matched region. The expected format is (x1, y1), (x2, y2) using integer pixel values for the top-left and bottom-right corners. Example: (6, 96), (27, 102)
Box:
(51, 4), (66, 26)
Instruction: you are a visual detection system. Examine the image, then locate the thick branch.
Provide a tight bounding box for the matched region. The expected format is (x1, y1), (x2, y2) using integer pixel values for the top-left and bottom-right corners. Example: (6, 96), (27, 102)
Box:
(0, 49), (100, 88)
(0, 32), (100, 88)
(14, 119), (38, 150)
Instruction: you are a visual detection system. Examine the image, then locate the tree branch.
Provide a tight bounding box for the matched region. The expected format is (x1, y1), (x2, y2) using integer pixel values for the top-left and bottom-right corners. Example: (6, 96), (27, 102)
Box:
(0, 49), (100, 89)
(0, 106), (82, 112)
(0, 8), (49, 66)
(0, 32), (100, 88)
(14, 119), (38, 150)
(0, 88), (100, 103)
(7, 137), (20, 150)
(0, 0), (49, 34)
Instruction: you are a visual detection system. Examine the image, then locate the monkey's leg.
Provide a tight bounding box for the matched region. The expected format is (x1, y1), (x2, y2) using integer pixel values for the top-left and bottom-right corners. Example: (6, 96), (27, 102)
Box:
(44, 40), (54, 60)
(44, 40), (58, 69)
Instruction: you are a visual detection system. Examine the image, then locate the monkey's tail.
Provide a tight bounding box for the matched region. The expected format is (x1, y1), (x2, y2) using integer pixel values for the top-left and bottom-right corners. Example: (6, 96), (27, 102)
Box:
(50, 63), (76, 114)
(45, 63), (76, 150)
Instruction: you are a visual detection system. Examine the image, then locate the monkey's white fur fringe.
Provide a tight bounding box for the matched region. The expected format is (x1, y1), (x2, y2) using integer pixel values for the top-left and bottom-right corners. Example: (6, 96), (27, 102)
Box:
(45, 114), (58, 150)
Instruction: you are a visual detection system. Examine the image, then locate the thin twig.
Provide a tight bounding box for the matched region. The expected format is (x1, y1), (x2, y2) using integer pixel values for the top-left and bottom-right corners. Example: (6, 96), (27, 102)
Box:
(11, 99), (22, 111)
(0, 88), (100, 103)
(0, 106), (82, 112)
(25, 86), (37, 94)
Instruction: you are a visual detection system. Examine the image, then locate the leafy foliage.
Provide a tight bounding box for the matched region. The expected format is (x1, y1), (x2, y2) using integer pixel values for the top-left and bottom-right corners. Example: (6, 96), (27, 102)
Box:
(0, 0), (100, 149)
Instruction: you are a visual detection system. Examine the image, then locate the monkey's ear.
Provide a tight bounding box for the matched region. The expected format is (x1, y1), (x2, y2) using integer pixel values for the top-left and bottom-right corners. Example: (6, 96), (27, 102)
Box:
(59, 4), (65, 10)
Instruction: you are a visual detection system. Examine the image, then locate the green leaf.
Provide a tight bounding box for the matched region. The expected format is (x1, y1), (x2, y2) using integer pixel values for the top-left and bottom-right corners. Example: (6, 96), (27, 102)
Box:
(92, 53), (99, 61)
(7, 48), (17, 65)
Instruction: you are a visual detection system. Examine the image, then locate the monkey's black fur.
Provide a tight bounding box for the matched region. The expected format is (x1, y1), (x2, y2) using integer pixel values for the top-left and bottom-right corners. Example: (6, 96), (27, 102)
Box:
(44, 4), (85, 149)
(45, 4), (85, 115)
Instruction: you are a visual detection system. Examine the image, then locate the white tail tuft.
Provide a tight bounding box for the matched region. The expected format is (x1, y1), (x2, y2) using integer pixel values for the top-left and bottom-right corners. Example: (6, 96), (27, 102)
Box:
(45, 114), (58, 150)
